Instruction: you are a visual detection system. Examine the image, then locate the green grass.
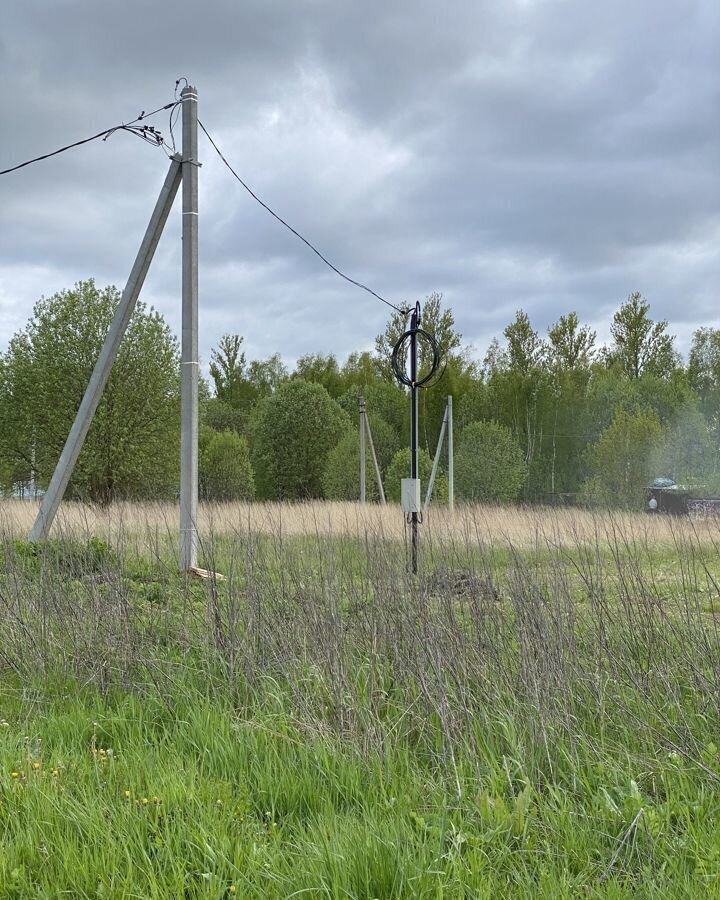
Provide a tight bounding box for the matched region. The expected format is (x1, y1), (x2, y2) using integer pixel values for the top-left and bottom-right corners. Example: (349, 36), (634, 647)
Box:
(1, 522), (720, 896)
(1, 676), (720, 898)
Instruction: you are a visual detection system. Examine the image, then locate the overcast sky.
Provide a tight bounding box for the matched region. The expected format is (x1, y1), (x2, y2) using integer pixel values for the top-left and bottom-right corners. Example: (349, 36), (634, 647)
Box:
(2, 0), (718, 370)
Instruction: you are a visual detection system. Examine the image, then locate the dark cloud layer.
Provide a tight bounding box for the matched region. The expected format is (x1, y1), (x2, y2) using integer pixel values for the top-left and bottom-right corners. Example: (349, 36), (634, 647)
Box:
(2, 0), (718, 368)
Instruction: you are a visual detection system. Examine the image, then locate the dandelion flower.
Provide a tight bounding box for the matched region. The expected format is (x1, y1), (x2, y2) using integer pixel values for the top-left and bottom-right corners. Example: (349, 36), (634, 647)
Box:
(230, 887), (237, 895)
(10, 772), (18, 779)
(124, 790), (131, 799)
(142, 797), (149, 805)
(32, 762), (41, 770)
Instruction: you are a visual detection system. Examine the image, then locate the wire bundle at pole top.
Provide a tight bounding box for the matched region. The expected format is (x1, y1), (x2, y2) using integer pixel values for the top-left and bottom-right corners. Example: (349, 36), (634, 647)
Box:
(0, 101), (181, 176)
(391, 303), (442, 389)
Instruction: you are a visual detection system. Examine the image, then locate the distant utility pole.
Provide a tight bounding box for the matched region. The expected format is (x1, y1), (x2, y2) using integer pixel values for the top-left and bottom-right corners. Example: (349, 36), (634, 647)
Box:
(359, 394), (367, 503)
(391, 301), (440, 574)
(180, 84), (199, 571)
(358, 394), (386, 504)
(409, 306), (420, 571)
(30, 85), (201, 574)
(447, 394), (454, 513)
(424, 395), (454, 513)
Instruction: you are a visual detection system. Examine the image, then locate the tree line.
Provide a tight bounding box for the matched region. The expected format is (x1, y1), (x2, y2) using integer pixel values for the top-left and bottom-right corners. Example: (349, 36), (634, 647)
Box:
(1, 279), (719, 509)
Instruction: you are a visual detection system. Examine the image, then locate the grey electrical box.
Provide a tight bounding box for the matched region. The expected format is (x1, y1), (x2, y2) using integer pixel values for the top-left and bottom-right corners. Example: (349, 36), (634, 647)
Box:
(401, 478), (421, 512)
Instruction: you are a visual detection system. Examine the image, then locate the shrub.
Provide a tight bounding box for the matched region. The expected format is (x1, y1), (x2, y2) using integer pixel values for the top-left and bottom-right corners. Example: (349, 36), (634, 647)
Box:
(199, 429), (255, 501)
(455, 421), (527, 503)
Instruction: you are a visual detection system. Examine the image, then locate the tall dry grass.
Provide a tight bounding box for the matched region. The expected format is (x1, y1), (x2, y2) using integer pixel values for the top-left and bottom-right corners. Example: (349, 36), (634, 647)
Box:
(2, 497), (718, 553)
(1, 501), (720, 783)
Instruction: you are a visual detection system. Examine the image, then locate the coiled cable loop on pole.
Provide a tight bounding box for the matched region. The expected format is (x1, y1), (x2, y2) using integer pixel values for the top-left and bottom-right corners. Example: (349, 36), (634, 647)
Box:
(391, 305), (441, 389)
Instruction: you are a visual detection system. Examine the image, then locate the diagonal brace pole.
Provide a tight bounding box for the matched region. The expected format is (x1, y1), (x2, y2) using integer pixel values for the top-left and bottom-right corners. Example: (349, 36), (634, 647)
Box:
(424, 397), (449, 512)
(365, 414), (386, 504)
(29, 156), (183, 541)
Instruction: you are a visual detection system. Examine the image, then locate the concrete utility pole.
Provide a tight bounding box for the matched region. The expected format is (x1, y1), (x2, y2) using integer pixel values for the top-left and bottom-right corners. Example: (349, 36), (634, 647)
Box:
(29, 157), (183, 542)
(365, 413), (386, 504)
(447, 394), (454, 512)
(359, 394), (367, 503)
(179, 85), (199, 571)
(424, 397), (449, 513)
(424, 395), (454, 513)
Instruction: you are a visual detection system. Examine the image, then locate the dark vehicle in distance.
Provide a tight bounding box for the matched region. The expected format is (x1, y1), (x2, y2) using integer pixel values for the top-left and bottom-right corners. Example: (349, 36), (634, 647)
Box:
(646, 477), (720, 516)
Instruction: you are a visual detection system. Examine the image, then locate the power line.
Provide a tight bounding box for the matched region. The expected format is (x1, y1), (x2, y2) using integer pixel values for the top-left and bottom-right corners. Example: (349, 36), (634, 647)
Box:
(198, 119), (408, 316)
(0, 101), (180, 177)
(2, 96), (407, 317)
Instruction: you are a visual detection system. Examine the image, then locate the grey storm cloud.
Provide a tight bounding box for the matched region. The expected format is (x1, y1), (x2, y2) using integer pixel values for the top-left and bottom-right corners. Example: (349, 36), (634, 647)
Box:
(1, 0), (718, 368)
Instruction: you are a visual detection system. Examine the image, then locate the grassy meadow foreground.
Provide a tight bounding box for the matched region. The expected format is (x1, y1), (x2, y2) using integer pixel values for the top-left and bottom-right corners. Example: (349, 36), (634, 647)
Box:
(1, 500), (720, 897)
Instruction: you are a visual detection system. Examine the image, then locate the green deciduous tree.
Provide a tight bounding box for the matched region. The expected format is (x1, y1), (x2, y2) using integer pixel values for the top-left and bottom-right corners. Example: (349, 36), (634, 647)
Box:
(688, 327), (720, 439)
(605, 292), (677, 379)
(650, 405), (717, 487)
(454, 421), (527, 504)
(209, 334), (247, 405)
(547, 312), (596, 371)
(247, 354), (288, 397)
(581, 407), (663, 507)
(0, 279), (180, 503)
(374, 292), (462, 381)
(199, 428), (255, 501)
(504, 310), (546, 375)
(252, 379), (349, 499)
(293, 353), (345, 399)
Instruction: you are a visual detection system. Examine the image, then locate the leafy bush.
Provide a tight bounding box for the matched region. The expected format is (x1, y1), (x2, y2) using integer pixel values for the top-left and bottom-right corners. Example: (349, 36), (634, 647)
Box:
(454, 420), (527, 503)
(9, 537), (115, 577)
(199, 428), (255, 501)
(252, 380), (349, 499)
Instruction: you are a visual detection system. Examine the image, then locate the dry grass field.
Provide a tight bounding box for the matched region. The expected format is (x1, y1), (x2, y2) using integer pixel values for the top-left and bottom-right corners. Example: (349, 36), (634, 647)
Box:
(2, 497), (718, 553)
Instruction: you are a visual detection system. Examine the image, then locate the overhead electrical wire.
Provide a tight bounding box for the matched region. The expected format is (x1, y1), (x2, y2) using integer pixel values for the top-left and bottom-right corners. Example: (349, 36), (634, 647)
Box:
(0, 101), (180, 177)
(198, 119), (408, 316)
(2, 91), (407, 318)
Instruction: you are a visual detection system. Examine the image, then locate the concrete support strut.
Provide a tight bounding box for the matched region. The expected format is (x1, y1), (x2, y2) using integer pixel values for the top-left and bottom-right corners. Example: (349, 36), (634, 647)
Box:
(365, 414), (386, 504)
(447, 394), (454, 513)
(424, 399), (449, 513)
(179, 85), (199, 571)
(423, 395), (454, 513)
(359, 394), (367, 503)
(29, 157), (183, 542)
